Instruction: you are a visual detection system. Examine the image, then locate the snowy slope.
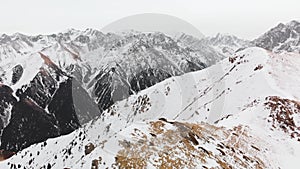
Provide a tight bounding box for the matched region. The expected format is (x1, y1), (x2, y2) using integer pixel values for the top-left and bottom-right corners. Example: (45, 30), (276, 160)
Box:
(2, 47), (300, 168)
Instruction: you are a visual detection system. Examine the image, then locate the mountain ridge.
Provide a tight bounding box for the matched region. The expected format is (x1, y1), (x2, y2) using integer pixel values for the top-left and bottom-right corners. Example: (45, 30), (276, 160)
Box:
(1, 47), (299, 168)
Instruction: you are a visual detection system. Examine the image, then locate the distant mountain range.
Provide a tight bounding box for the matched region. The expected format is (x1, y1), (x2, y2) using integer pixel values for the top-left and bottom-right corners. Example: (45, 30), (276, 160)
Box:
(0, 20), (299, 168)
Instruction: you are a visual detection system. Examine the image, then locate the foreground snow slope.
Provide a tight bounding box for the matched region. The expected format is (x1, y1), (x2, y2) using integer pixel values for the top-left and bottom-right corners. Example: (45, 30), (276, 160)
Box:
(1, 47), (300, 168)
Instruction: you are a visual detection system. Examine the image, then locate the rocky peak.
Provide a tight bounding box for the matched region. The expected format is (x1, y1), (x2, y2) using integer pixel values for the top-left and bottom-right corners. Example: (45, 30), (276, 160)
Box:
(253, 20), (300, 53)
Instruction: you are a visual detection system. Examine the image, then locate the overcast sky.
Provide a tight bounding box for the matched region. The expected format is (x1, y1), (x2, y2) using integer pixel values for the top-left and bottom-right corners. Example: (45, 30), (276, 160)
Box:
(0, 0), (299, 40)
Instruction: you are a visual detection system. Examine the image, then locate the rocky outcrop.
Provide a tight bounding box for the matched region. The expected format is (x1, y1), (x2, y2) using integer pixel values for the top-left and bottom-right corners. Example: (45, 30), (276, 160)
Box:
(11, 65), (23, 84)
(265, 96), (300, 142)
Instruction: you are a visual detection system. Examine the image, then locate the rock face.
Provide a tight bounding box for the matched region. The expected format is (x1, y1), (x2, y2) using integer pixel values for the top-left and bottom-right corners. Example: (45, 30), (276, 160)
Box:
(0, 52), (103, 152)
(0, 98), (60, 152)
(11, 65), (23, 85)
(0, 85), (16, 131)
(0, 54), (76, 152)
(254, 20), (300, 53)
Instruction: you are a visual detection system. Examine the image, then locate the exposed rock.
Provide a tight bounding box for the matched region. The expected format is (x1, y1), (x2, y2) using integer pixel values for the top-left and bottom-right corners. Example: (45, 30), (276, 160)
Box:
(265, 96), (300, 141)
(85, 143), (95, 155)
(11, 65), (23, 84)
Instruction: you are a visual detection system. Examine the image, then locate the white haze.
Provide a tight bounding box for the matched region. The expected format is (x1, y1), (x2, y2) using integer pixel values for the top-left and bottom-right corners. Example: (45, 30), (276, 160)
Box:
(0, 0), (299, 40)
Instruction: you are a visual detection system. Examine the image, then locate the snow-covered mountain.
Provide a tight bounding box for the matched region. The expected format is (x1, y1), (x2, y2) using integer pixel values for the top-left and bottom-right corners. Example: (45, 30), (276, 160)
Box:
(0, 29), (229, 153)
(203, 33), (253, 56)
(177, 33), (252, 57)
(254, 20), (300, 53)
(1, 47), (299, 168)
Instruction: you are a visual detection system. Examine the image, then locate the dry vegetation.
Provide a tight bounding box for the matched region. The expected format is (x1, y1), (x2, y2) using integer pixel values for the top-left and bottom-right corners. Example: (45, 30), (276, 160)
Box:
(115, 120), (271, 168)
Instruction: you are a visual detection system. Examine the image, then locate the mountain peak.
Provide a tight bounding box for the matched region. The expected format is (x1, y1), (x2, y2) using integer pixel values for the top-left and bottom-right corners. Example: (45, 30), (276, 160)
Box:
(83, 28), (103, 36)
(201, 33), (252, 56)
(62, 28), (81, 34)
(10, 32), (28, 40)
(253, 20), (300, 53)
(287, 20), (300, 27)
